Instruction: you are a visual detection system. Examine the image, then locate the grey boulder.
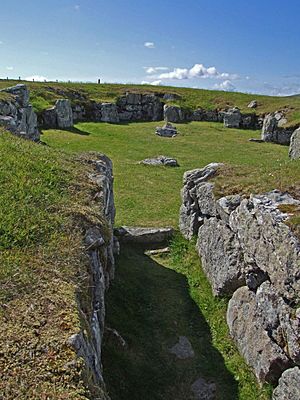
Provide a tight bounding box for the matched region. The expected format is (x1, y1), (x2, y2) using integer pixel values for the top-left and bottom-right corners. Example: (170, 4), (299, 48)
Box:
(272, 367), (300, 400)
(140, 156), (179, 167)
(289, 127), (300, 159)
(156, 122), (178, 137)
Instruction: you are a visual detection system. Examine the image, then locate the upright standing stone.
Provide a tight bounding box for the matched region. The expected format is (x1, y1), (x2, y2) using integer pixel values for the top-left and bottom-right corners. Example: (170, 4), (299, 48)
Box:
(289, 127), (300, 159)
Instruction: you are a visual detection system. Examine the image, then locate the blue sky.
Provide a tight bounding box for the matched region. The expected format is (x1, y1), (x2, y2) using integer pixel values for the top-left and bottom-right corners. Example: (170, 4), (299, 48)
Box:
(1, 0), (300, 95)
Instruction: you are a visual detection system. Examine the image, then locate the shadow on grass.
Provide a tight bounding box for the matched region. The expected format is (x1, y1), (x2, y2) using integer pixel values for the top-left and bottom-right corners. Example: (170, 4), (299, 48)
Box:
(102, 245), (238, 400)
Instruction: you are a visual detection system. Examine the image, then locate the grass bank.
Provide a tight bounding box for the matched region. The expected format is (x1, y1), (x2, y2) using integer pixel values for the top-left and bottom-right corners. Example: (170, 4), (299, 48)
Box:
(0, 131), (100, 399)
(1, 80), (300, 125)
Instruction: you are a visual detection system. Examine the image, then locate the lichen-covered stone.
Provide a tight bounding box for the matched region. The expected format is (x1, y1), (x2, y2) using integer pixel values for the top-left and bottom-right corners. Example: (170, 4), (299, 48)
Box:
(197, 218), (246, 296)
(289, 127), (300, 159)
(272, 367), (300, 400)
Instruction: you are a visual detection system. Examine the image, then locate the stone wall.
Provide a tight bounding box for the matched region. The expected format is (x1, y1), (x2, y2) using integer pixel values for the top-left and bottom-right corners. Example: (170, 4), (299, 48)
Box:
(0, 84), (39, 141)
(179, 164), (300, 395)
(68, 154), (117, 399)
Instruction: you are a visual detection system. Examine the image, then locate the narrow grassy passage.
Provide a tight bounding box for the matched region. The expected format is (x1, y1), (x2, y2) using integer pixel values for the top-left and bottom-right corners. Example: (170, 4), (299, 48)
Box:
(103, 241), (272, 400)
(103, 245), (237, 400)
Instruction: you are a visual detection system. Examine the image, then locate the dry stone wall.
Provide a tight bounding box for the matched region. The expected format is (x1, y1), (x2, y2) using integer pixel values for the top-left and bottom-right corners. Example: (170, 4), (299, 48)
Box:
(68, 154), (118, 399)
(179, 164), (300, 393)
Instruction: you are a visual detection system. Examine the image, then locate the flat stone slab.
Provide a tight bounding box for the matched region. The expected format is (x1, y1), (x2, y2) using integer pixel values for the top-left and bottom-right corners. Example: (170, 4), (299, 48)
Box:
(140, 156), (179, 167)
(260, 189), (300, 206)
(169, 336), (195, 360)
(191, 378), (216, 400)
(156, 122), (178, 137)
(114, 226), (174, 245)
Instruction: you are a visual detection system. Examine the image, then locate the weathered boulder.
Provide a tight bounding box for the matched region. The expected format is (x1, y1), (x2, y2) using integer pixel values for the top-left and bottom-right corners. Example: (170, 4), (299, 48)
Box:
(156, 122), (178, 137)
(100, 103), (119, 123)
(227, 285), (292, 384)
(114, 226), (173, 246)
(261, 113), (294, 145)
(140, 156), (179, 167)
(272, 367), (300, 400)
(0, 85), (39, 141)
(224, 108), (242, 128)
(179, 163), (224, 239)
(197, 218), (246, 296)
(289, 127), (300, 159)
(164, 104), (185, 123)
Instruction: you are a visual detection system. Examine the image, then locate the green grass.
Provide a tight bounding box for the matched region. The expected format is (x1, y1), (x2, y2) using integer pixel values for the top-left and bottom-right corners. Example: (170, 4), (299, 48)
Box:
(103, 239), (272, 400)
(2, 79), (300, 125)
(42, 121), (300, 227)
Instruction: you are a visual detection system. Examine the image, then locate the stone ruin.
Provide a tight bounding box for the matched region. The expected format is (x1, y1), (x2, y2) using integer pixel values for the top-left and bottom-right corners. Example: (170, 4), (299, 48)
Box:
(179, 163), (300, 397)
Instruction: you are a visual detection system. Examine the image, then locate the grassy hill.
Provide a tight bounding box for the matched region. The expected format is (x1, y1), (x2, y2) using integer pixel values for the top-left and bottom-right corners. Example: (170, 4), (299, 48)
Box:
(1, 79), (300, 126)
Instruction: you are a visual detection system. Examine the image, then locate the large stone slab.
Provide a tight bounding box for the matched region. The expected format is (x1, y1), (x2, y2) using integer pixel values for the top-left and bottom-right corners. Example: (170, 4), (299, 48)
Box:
(114, 226), (174, 246)
(197, 218), (246, 296)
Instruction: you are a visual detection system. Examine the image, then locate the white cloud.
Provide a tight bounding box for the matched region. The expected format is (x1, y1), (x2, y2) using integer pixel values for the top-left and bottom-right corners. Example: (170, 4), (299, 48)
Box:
(74, 4), (80, 11)
(144, 42), (155, 49)
(141, 80), (163, 86)
(144, 66), (169, 74)
(6, 66), (13, 71)
(214, 80), (236, 91)
(25, 75), (49, 82)
(158, 63), (238, 81)
(159, 68), (189, 80)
